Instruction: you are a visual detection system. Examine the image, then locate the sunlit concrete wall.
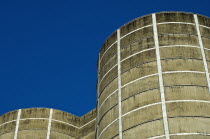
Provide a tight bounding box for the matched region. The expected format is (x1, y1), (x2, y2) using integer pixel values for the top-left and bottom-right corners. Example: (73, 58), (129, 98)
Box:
(97, 12), (210, 139)
(0, 108), (96, 139)
(1, 11), (210, 139)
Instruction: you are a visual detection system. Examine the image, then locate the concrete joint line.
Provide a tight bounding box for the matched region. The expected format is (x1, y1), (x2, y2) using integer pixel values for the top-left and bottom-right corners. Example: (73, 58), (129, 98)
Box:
(152, 13), (170, 139)
(117, 29), (123, 139)
(194, 14), (210, 93)
(46, 109), (53, 139)
(14, 109), (21, 139)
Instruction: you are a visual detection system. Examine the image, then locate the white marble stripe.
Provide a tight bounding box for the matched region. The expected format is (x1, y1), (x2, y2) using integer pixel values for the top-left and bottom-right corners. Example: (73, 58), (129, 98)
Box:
(204, 48), (210, 51)
(148, 133), (210, 139)
(157, 22), (195, 25)
(46, 109), (53, 139)
(200, 24), (210, 30)
(122, 102), (162, 117)
(120, 24), (152, 39)
(98, 89), (118, 111)
(170, 132), (210, 136)
(99, 41), (117, 63)
(163, 71), (205, 74)
(152, 13), (170, 139)
(0, 120), (16, 127)
(80, 118), (96, 128)
(98, 118), (119, 139)
(160, 45), (200, 48)
(14, 109), (21, 139)
(23, 117), (48, 120)
(121, 47), (155, 62)
(117, 29), (123, 139)
(98, 64), (117, 86)
(194, 14), (210, 93)
(122, 100), (210, 118)
(166, 100), (210, 104)
(147, 135), (165, 139)
(121, 73), (158, 88)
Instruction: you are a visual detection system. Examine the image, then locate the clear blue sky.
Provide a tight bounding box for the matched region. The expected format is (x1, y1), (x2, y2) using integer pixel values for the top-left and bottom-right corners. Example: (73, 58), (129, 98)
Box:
(0, 0), (209, 116)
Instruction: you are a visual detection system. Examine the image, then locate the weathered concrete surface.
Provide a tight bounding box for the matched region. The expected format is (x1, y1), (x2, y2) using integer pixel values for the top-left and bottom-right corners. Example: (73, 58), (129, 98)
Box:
(1, 11), (210, 139)
(0, 108), (96, 139)
(97, 11), (210, 139)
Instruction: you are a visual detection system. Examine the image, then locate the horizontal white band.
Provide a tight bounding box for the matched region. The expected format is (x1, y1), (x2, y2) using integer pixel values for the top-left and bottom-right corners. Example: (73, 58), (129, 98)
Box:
(122, 102), (162, 117)
(148, 132), (210, 139)
(121, 47), (155, 62)
(98, 89), (118, 111)
(160, 45), (200, 48)
(99, 41), (117, 63)
(200, 24), (210, 30)
(0, 118), (96, 129)
(120, 24), (152, 39)
(97, 99), (210, 139)
(0, 120), (16, 127)
(157, 22), (195, 25)
(79, 118), (96, 128)
(98, 64), (117, 86)
(98, 118), (118, 139)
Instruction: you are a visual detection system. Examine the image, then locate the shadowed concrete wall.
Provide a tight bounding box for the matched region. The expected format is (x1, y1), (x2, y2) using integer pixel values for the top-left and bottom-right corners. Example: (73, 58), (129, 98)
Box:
(97, 12), (210, 139)
(0, 108), (96, 139)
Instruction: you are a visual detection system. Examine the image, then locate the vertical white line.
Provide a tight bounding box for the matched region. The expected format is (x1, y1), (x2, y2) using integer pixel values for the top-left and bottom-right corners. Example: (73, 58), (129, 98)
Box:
(46, 109), (53, 139)
(194, 14), (210, 93)
(152, 13), (170, 139)
(14, 109), (21, 139)
(117, 29), (123, 139)
(96, 54), (100, 139)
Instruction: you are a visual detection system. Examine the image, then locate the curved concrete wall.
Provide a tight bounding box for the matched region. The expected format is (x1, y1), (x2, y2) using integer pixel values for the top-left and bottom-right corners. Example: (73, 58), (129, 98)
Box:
(0, 108), (96, 139)
(97, 12), (210, 139)
(1, 11), (210, 139)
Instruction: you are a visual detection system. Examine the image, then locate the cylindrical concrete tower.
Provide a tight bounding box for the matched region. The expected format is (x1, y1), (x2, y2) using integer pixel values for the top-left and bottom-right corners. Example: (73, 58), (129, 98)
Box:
(96, 12), (210, 139)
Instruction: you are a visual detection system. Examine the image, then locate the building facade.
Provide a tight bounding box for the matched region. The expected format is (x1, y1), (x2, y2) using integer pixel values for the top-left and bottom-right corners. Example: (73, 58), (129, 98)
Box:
(1, 12), (210, 139)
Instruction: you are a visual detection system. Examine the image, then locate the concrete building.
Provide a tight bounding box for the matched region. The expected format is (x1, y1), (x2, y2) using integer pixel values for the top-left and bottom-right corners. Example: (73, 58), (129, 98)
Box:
(1, 11), (210, 139)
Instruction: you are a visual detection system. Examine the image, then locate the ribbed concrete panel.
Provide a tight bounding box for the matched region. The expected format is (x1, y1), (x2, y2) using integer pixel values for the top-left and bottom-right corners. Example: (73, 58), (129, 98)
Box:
(97, 11), (210, 139)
